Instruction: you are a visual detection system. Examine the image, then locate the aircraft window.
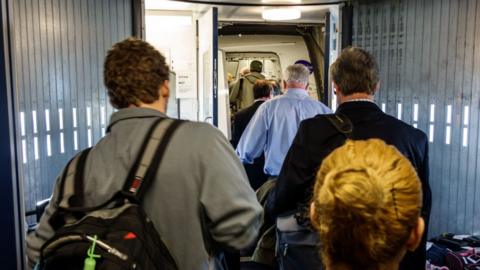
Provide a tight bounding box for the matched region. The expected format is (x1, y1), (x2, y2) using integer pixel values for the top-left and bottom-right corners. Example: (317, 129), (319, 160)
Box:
(34, 136), (39, 160)
(225, 52), (282, 81)
(87, 107), (92, 146)
(22, 139), (27, 164)
(58, 108), (64, 130)
(73, 107), (79, 150)
(463, 106), (470, 147)
(74, 130), (78, 151)
(87, 107), (92, 127)
(429, 104), (435, 143)
(88, 128), (93, 147)
(45, 109), (50, 132)
(430, 104), (435, 123)
(73, 108), (78, 128)
(47, 134), (52, 157)
(413, 103), (418, 122)
(381, 103), (386, 112)
(20, 111), (27, 163)
(32, 110), (38, 134)
(446, 126), (451, 145)
(263, 59), (280, 80)
(464, 105), (470, 126)
(238, 59), (250, 75)
(226, 61), (239, 79)
(20, 111), (25, 136)
(445, 105), (452, 145)
(463, 128), (469, 147)
(429, 124), (434, 143)
(397, 103), (402, 120)
(101, 106), (106, 125)
(446, 105), (452, 124)
(60, 132), (65, 154)
(101, 106), (107, 136)
(58, 108), (65, 154)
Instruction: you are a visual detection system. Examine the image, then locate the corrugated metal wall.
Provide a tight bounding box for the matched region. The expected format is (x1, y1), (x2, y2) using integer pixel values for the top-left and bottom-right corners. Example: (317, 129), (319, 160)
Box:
(11, 0), (133, 223)
(353, 0), (480, 236)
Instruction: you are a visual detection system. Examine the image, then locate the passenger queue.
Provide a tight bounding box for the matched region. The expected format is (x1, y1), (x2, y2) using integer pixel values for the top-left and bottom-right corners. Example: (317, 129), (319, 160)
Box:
(27, 38), (429, 270)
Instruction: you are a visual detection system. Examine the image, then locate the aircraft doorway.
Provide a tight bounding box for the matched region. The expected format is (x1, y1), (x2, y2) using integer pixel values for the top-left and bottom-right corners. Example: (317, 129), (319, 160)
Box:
(144, 0), (342, 140)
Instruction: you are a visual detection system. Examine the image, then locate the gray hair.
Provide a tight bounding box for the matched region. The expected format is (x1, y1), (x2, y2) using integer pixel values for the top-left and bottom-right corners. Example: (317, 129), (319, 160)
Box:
(284, 64), (310, 85)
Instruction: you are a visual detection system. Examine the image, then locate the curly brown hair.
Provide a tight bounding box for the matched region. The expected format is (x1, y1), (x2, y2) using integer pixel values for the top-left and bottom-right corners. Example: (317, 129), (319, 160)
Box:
(104, 38), (170, 109)
(330, 47), (379, 96)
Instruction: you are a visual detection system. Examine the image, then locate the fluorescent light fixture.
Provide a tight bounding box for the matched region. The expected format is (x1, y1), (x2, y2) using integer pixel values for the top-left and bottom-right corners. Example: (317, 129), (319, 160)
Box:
(262, 8), (301, 21)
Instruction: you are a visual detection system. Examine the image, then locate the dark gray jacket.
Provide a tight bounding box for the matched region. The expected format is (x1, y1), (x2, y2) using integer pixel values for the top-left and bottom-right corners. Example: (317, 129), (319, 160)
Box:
(27, 108), (262, 270)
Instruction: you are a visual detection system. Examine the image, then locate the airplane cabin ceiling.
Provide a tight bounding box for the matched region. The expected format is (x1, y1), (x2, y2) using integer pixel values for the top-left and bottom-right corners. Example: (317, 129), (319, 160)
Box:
(169, 0), (343, 6)
(146, 0), (337, 23)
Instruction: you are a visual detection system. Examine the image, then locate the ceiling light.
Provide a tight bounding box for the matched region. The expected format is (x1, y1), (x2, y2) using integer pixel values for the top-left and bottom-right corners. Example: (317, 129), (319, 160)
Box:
(261, 0), (302, 3)
(262, 8), (301, 21)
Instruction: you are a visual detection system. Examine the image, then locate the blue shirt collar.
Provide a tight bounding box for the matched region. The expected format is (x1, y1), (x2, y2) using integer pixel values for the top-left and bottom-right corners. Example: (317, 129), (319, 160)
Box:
(285, 88), (309, 97)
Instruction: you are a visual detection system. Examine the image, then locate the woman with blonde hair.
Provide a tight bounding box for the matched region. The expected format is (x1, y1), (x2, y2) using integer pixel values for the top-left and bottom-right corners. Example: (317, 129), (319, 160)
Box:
(310, 139), (425, 270)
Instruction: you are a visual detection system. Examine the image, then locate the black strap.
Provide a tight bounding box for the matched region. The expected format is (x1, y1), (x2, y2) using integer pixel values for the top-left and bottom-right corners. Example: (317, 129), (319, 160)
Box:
(50, 148), (92, 228)
(239, 77), (244, 92)
(124, 119), (184, 200)
(56, 118), (184, 214)
(69, 147), (92, 207)
(56, 148), (92, 208)
(123, 117), (167, 191)
(236, 78), (244, 104)
(324, 113), (353, 139)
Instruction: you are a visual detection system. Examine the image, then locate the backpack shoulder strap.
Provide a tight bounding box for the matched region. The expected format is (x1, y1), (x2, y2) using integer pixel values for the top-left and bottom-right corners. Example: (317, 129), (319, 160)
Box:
(56, 147), (92, 209)
(238, 78), (244, 99)
(53, 117), (184, 216)
(123, 118), (185, 200)
(323, 113), (354, 139)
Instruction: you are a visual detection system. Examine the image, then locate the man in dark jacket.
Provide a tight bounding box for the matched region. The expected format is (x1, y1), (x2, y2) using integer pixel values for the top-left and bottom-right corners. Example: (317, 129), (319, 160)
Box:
(266, 47), (432, 270)
(231, 80), (272, 190)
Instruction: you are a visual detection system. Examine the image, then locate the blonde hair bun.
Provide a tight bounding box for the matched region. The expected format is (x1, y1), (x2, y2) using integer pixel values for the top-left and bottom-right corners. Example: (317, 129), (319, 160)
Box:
(311, 139), (422, 268)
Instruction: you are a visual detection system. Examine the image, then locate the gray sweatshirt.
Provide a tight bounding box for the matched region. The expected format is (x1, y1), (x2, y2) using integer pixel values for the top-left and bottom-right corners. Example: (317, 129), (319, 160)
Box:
(26, 108), (262, 270)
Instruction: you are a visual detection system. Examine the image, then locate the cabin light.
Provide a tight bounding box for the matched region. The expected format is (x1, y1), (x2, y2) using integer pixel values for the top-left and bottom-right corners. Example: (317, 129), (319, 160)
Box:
(262, 8), (301, 21)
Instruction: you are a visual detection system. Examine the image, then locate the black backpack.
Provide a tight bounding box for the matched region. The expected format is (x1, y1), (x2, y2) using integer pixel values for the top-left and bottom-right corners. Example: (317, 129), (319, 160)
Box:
(39, 118), (183, 270)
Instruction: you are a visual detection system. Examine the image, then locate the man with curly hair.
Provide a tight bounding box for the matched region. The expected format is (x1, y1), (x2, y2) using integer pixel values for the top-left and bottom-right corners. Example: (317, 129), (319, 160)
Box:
(26, 38), (262, 270)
